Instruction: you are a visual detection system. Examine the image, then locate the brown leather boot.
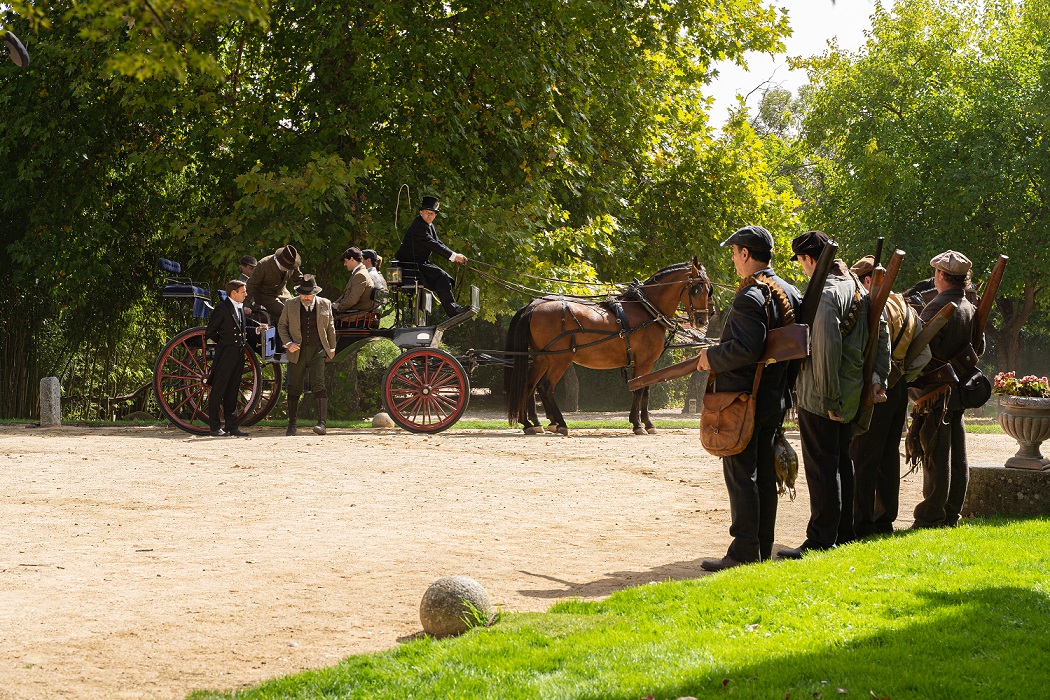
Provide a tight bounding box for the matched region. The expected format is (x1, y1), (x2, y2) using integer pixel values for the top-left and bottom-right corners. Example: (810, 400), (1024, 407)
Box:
(286, 396), (299, 436)
(313, 398), (327, 435)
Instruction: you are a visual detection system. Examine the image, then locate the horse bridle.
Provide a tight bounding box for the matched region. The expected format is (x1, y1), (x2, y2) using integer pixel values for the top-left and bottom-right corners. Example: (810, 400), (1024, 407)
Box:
(681, 265), (714, 334)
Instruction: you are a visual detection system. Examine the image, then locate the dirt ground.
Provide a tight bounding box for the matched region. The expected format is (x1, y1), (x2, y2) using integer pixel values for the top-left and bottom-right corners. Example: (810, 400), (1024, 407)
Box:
(0, 419), (1020, 699)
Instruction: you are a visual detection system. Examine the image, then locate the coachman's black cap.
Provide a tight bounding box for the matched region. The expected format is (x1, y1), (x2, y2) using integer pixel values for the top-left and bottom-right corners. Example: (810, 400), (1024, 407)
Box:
(239, 255), (258, 267)
(420, 196), (440, 212)
(721, 225), (774, 253)
(791, 230), (831, 258)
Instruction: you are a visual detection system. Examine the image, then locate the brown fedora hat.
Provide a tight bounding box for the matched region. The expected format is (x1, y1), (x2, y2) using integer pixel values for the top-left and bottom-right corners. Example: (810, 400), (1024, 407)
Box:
(294, 274), (323, 295)
(276, 245), (300, 268)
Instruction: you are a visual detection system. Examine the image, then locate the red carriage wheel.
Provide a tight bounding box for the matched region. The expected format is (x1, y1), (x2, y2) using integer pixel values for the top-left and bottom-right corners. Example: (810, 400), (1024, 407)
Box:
(382, 348), (470, 433)
(153, 327), (262, 435)
(240, 361), (282, 427)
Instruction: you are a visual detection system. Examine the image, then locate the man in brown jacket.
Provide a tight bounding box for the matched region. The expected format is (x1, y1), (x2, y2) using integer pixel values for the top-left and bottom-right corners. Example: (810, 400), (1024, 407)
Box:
(278, 275), (337, 436)
(246, 245), (305, 323)
(907, 250), (984, 528)
(332, 247), (375, 315)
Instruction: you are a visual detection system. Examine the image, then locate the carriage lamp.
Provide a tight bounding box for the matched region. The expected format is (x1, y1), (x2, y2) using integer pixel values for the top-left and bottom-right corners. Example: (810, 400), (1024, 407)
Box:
(386, 267), (402, 285)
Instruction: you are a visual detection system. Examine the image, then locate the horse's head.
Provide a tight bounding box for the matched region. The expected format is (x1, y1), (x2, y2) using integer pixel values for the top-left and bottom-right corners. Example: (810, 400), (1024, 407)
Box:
(685, 256), (714, 333)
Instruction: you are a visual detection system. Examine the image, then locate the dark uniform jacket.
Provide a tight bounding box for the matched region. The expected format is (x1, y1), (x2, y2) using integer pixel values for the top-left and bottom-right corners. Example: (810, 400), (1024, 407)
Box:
(915, 288), (982, 411)
(706, 268), (802, 418)
(205, 298), (249, 348)
(394, 215), (455, 265)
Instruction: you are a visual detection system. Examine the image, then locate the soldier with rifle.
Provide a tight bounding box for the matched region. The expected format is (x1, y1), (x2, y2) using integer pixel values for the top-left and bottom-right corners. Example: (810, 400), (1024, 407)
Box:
(688, 226), (802, 572)
(906, 252), (1005, 528)
(848, 253), (935, 536)
(778, 231), (891, 559)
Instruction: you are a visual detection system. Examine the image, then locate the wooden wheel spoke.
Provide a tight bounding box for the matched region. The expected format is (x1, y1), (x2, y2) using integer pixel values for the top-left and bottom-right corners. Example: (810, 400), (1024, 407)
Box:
(166, 353), (203, 377)
(179, 341), (208, 375)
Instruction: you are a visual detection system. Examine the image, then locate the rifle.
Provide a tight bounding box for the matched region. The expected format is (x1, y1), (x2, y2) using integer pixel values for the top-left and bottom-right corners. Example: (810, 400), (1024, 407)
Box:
(853, 250), (905, 433)
(973, 255), (1008, 348)
(887, 301), (958, 387)
(873, 237), (885, 268)
(797, 240), (839, 327)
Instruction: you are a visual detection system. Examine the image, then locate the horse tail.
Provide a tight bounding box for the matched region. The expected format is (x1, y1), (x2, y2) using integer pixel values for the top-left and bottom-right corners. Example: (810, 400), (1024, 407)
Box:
(504, 303), (536, 424)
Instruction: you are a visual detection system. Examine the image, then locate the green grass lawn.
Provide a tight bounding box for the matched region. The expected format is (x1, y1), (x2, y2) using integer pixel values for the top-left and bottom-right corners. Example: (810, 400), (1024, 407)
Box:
(189, 518), (1050, 700)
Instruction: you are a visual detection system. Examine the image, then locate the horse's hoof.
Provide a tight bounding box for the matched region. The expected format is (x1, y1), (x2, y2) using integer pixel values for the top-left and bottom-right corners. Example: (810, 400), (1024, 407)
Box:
(556, 426), (570, 436)
(523, 426), (545, 435)
(645, 426), (657, 434)
(633, 427), (648, 436)
(545, 424), (559, 434)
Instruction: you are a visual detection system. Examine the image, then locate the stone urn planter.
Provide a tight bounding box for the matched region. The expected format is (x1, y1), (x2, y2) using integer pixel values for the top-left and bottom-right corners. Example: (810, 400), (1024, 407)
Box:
(998, 395), (1050, 470)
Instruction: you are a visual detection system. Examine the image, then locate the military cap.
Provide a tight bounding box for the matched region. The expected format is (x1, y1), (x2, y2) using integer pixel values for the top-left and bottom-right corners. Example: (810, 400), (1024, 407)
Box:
(791, 230), (831, 258)
(850, 255), (875, 278)
(930, 250), (972, 275)
(276, 244), (300, 269)
(239, 255), (258, 267)
(420, 195), (440, 212)
(721, 225), (774, 253)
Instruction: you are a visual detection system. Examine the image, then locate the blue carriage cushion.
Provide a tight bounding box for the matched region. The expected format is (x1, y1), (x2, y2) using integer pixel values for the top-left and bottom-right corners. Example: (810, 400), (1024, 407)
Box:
(192, 297), (213, 319)
(162, 284), (211, 300)
(158, 258), (182, 274)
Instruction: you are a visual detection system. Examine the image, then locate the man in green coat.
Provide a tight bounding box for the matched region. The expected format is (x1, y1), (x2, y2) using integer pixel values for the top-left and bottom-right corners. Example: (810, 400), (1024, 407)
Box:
(778, 231), (890, 559)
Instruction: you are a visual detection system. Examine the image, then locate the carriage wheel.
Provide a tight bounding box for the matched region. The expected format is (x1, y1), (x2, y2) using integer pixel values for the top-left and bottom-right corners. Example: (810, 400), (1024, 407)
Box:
(153, 327), (262, 435)
(240, 361), (282, 427)
(382, 348), (470, 433)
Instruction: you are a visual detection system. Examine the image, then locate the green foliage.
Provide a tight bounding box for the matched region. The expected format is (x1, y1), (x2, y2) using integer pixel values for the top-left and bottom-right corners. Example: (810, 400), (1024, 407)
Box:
(797, 0), (1050, 369)
(189, 517), (1050, 699)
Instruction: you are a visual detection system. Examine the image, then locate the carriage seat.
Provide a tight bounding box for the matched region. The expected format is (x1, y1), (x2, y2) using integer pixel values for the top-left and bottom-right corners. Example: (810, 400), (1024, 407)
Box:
(334, 288), (388, 330)
(159, 258), (212, 318)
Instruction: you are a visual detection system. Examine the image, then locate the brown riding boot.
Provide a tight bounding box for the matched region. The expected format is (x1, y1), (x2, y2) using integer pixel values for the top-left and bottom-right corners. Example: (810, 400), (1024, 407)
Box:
(286, 396), (299, 436)
(313, 398), (328, 436)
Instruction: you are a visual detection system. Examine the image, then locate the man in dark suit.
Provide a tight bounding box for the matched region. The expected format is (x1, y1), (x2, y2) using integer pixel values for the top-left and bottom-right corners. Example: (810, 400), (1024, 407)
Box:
(205, 280), (267, 437)
(695, 226), (802, 571)
(394, 196), (468, 317)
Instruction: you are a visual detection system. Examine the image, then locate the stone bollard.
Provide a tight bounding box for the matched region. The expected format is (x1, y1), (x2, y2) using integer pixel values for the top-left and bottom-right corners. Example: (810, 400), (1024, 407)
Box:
(371, 412), (396, 428)
(39, 377), (61, 427)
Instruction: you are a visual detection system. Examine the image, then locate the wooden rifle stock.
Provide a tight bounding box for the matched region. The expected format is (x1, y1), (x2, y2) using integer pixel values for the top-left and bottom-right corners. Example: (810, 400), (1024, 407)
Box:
(627, 324), (810, 392)
(854, 250), (904, 432)
(904, 301), (958, 367)
(797, 241), (839, 327)
(973, 255), (1008, 347)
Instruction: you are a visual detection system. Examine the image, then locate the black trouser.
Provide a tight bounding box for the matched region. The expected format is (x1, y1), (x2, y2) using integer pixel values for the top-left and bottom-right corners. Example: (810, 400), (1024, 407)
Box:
(208, 344), (246, 432)
(850, 379), (908, 536)
(913, 408), (968, 527)
(722, 404), (784, 562)
(418, 262), (458, 313)
(287, 344), (327, 400)
(798, 407), (855, 548)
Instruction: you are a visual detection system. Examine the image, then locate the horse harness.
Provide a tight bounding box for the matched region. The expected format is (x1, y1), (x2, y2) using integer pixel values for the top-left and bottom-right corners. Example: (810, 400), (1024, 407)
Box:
(539, 275), (707, 381)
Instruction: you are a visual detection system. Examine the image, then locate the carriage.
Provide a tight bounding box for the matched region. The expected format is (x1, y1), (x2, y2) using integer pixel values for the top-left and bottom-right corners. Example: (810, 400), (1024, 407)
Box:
(152, 258), (482, 435)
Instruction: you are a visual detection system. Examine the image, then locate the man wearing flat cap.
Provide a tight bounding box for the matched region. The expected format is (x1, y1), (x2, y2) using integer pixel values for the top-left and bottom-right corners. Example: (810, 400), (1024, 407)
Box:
(778, 232), (890, 559)
(848, 255), (930, 537)
(278, 275), (337, 436)
(246, 245), (305, 324)
(907, 250), (984, 528)
(238, 255), (258, 283)
(394, 196), (469, 318)
(696, 225), (802, 571)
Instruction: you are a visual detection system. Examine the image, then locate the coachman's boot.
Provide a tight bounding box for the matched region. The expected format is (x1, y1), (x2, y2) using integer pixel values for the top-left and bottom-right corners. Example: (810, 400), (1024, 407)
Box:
(286, 396), (299, 436)
(313, 398), (328, 435)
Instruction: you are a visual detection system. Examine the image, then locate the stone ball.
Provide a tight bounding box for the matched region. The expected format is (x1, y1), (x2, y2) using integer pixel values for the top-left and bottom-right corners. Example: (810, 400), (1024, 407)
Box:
(419, 576), (493, 638)
(372, 412), (396, 428)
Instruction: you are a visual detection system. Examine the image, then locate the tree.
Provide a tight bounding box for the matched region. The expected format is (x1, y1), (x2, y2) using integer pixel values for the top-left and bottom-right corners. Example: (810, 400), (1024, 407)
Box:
(799, 0), (1050, 370)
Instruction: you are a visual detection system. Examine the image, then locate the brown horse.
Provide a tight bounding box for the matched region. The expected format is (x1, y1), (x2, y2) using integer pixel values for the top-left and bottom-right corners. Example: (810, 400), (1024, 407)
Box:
(504, 258), (713, 435)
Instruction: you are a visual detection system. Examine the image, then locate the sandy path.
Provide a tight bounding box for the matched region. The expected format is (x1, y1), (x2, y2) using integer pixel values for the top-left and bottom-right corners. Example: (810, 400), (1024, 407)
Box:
(0, 423), (1017, 699)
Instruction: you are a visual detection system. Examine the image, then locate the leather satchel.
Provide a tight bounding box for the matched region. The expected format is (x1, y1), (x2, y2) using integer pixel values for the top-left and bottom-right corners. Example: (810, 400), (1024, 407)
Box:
(700, 364), (764, 457)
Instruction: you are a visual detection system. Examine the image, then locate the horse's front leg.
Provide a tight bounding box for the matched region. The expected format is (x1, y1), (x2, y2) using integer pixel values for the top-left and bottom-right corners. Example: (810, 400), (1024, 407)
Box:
(629, 389), (647, 435)
(641, 386), (656, 434)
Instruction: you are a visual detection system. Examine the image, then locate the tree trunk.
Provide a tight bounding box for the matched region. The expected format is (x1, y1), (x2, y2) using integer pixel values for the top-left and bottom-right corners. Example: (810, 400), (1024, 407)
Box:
(562, 364), (579, 412)
(991, 280), (1040, 372)
(682, 369), (708, 414)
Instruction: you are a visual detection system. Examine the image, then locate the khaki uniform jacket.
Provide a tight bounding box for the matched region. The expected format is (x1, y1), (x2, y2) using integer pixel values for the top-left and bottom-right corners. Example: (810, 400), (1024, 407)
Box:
(332, 265), (375, 312)
(246, 255), (305, 307)
(278, 297), (337, 364)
